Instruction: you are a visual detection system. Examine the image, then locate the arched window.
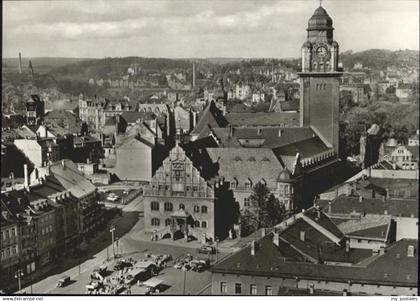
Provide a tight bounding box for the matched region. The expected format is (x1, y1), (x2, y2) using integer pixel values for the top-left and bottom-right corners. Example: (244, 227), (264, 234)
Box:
(164, 202), (173, 212)
(151, 201), (159, 211)
(194, 205), (200, 213)
(151, 218), (160, 226)
(201, 221), (208, 228)
(194, 220), (200, 227)
(179, 203), (185, 210)
(201, 206), (208, 214)
(165, 218), (172, 226)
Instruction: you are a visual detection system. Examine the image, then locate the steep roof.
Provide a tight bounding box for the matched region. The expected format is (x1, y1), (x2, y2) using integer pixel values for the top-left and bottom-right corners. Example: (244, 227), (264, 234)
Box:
(210, 127), (315, 149)
(191, 101), (228, 136)
(205, 148), (285, 188)
(121, 111), (156, 123)
(225, 112), (299, 127)
(273, 137), (330, 159)
(317, 195), (418, 218)
(47, 160), (96, 199)
(211, 235), (418, 287)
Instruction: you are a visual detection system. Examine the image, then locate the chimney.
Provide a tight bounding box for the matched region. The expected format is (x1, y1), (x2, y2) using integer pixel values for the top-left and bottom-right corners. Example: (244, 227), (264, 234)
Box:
(382, 195), (386, 202)
(346, 240), (350, 253)
(278, 128), (283, 137)
(359, 196), (363, 203)
(61, 160), (65, 167)
(35, 168), (39, 180)
(24, 164), (29, 189)
(300, 230), (305, 242)
(316, 209), (321, 220)
(273, 232), (280, 247)
(45, 126), (48, 138)
(261, 228), (266, 237)
(384, 210), (388, 215)
(19, 52), (22, 74)
(251, 240), (257, 256)
(328, 201), (332, 214)
(192, 62), (196, 88)
(407, 245), (415, 257)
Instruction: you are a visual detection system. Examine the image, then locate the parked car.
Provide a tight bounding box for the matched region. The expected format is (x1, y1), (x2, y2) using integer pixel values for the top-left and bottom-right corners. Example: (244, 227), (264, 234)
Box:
(113, 260), (133, 271)
(107, 193), (120, 202)
(197, 245), (217, 254)
(57, 275), (71, 287)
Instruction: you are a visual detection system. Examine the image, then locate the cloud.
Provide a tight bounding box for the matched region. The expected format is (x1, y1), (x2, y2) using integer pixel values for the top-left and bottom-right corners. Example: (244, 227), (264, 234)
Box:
(3, 0), (419, 58)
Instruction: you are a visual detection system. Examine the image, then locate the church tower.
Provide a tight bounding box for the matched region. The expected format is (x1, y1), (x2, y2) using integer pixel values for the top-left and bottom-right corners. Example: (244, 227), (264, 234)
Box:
(299, 5), (342, 154)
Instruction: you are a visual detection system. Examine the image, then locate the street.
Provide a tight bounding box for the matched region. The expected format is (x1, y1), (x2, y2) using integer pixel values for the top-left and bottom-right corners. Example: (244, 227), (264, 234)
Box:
(19, 193), (234, 295)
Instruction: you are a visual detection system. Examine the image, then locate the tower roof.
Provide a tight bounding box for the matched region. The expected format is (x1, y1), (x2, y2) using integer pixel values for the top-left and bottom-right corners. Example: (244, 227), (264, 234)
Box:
(307, 6), (333, 30)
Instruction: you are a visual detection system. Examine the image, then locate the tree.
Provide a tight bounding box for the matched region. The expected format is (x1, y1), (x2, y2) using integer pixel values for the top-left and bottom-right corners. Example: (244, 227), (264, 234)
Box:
(240, 183), (287, 237)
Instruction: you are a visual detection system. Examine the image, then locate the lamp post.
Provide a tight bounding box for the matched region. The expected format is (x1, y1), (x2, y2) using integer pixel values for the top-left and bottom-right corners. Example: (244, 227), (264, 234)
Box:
(215, 237), (219, 264)
(110, 225), (116, 259)
(14, 269), (24, 292)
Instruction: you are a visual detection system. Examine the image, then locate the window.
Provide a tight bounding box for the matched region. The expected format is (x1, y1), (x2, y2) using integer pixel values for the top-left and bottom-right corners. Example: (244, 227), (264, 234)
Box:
(250, 284), (257, 295)
(201, 221), (208, 228)
(164, 202), (173, 212)
(201, 206), (208, 214)
(174, 170), (182, 181)
(231, 182), (237, 189)
(244, 198), (250, 207)
(265, 286), (273, 296)
(235, 283), (242, 294)
(165, 219), (172, 226)
(220, 282), (227, 293)
(179, 204), (185, 210)
(194, 205), (200, 213)
(193, 186), (198, 192)
(194, 220), (200, 227)
(151, 202), (159, 211)
(151, 218), (160, 226)
(245, 182), (251, 189)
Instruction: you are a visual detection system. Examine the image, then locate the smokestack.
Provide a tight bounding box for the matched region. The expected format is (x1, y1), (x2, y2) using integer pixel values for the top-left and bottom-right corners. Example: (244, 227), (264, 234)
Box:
(192, 62), (196, 88)
(19, 52), (22, 74)
(24, 164), (29, 189)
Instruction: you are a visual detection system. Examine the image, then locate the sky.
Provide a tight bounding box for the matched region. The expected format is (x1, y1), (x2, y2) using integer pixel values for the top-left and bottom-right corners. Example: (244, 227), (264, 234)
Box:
(3, 0), (419, 59)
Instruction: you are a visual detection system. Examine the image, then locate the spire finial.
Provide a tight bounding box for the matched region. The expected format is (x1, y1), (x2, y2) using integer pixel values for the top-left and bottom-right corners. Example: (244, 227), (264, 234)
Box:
(319, 0), (323, 7)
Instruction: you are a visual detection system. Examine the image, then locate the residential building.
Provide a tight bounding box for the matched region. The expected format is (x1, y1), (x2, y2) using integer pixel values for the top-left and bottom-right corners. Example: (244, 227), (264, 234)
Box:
(26, 95), (44, 126)
(211, 207), (418, 296)
(14, 138), (60, 168)
(78, 95), (107, 130)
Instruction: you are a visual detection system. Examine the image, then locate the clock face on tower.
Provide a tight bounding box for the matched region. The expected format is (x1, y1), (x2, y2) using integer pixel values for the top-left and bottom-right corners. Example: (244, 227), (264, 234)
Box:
(316, 46), (328, 58)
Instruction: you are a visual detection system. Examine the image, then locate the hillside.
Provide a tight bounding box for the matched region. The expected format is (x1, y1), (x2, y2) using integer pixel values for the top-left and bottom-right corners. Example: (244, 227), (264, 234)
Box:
(340, 49), (419, 70)
(49, 57), (196, 80)
(2, 57), (92, 74)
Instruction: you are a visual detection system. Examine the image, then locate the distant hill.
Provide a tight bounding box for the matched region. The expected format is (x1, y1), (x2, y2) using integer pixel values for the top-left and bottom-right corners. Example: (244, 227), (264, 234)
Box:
(2, 57), (92, 74)
(340, 49), (419, 70)
(48, 57), (197, 80)
(204, 57), (245, 64)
